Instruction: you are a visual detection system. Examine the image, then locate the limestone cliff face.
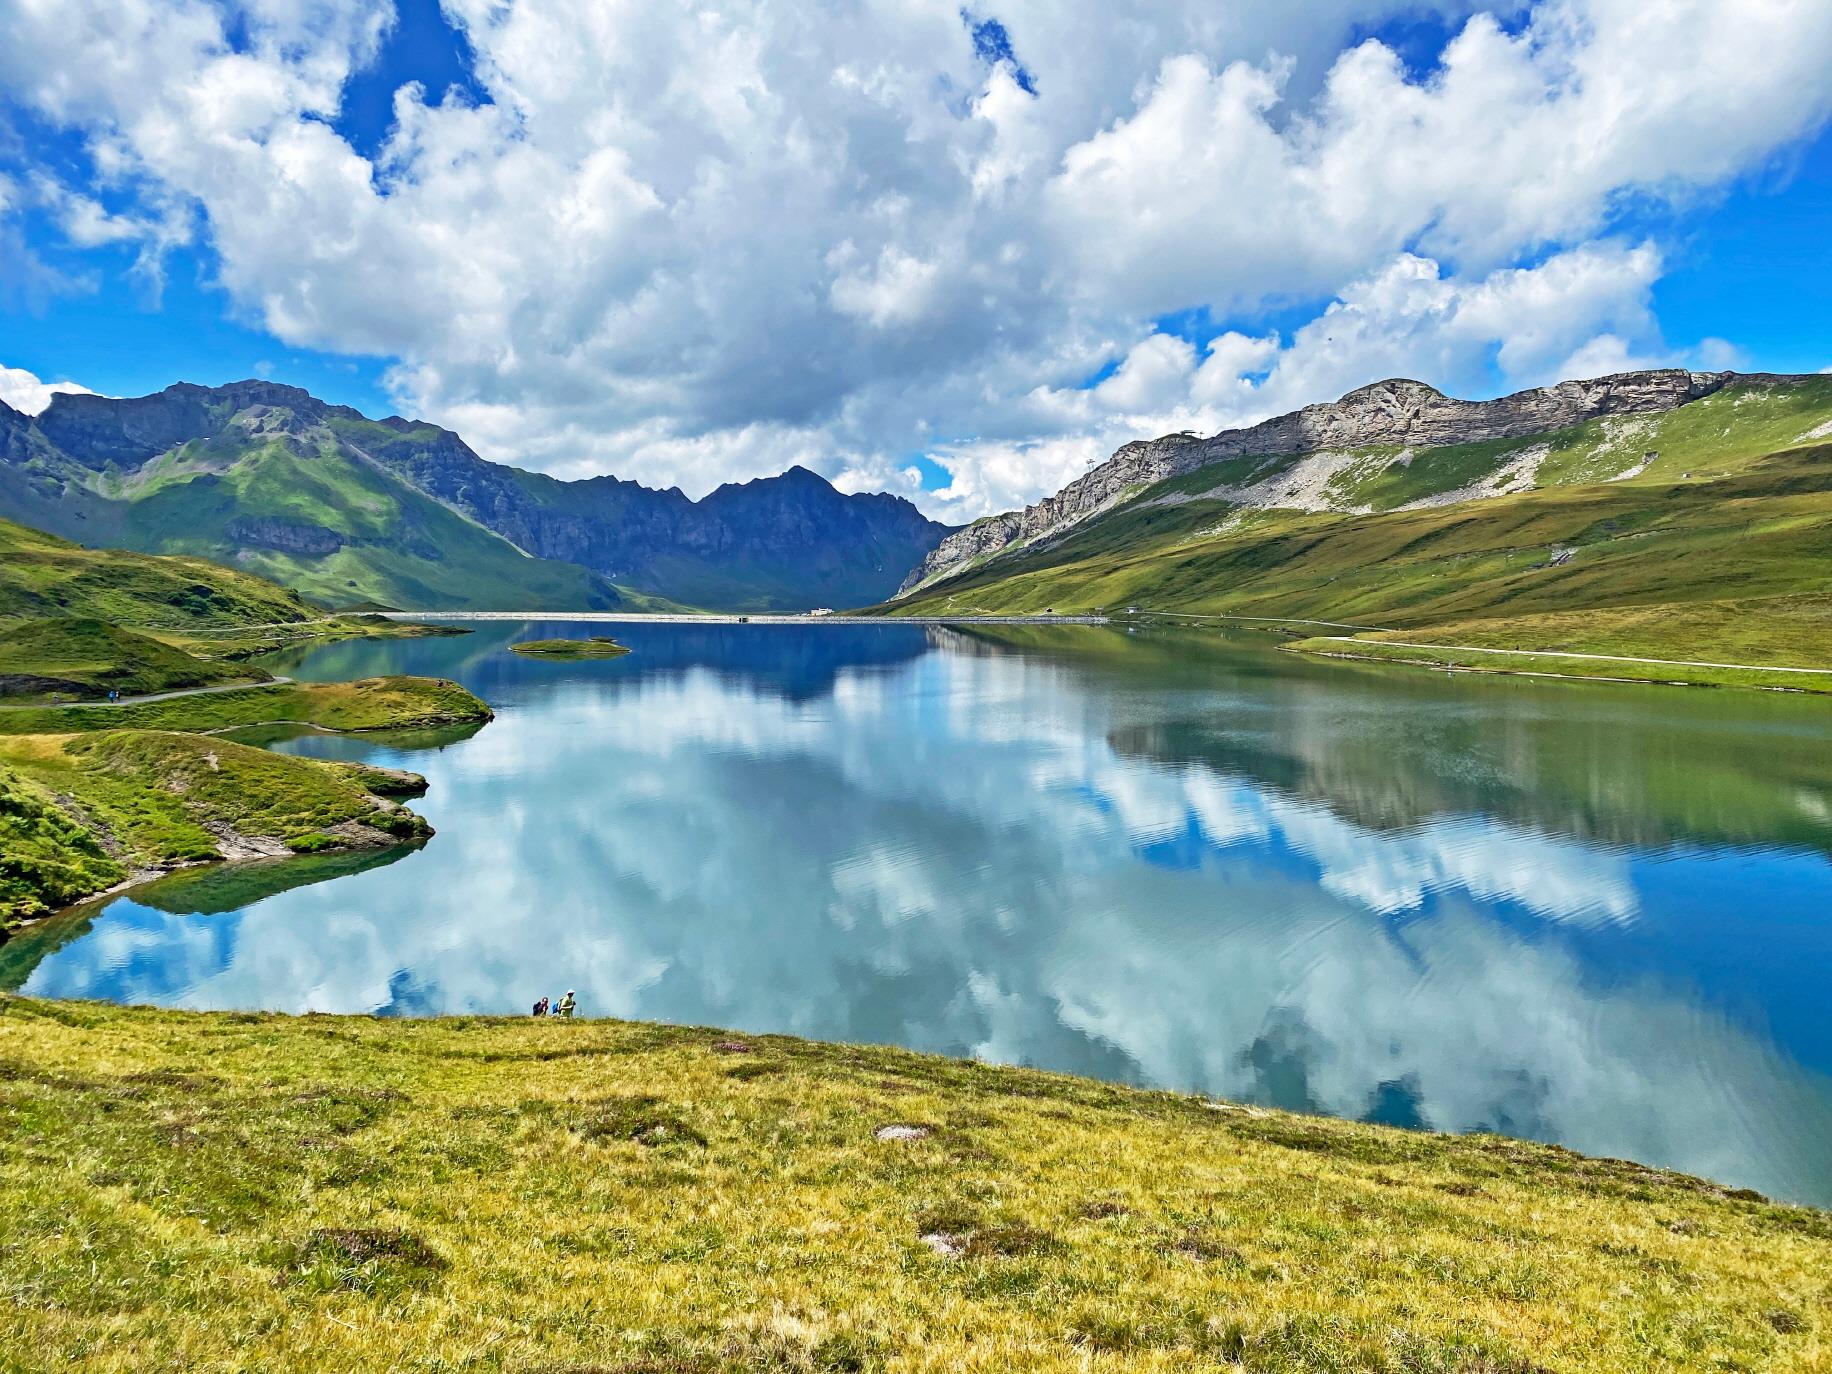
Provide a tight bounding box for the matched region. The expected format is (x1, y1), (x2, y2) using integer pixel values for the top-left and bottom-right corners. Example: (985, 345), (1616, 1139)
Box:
(899, 370), (1739, 594)
(223, 516), (345, 556)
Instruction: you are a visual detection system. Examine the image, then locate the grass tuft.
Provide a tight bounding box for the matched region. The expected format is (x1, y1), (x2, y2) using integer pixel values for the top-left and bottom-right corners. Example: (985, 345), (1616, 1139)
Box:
(574, 1095), (708, 1149)
(273, 1226), (446, 1296)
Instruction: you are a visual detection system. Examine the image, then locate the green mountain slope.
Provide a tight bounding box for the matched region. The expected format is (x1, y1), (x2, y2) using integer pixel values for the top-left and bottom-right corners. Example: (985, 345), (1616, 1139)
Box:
(1124, 373), (1832, 516)
(889, 377), (1832, 683)
(339, 415), (955, 612)
(899, 372), (1832, 599)
(2, 421), (632, 612)
(0, 515), (314, 628)
(2, 380), (951, 612)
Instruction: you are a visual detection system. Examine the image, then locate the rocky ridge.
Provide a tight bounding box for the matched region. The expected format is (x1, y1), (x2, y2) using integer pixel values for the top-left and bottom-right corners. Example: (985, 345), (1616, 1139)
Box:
(897, 369), (1780, 595)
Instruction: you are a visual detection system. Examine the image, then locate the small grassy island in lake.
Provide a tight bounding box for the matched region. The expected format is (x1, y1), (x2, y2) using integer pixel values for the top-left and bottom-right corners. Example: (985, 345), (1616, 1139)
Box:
(0, 998), (1825, 1373)
(510, 635), (631, 659)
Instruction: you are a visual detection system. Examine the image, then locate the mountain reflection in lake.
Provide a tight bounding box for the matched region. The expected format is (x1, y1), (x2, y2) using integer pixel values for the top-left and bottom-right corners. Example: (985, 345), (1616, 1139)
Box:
(11, 620), (1832, 1204)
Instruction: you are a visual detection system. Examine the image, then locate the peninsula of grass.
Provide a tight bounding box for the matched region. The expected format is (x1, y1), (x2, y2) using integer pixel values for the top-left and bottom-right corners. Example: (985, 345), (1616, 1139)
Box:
(0, 731), (432, 924)
(0, 674), (491, 737)
(509, 635), (631, 660)
(0, 999), (1824, 1373)
(151, 614), (474, 663)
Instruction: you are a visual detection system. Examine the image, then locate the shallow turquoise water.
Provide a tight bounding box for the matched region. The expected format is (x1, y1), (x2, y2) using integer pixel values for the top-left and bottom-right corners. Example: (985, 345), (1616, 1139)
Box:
(10, 620), (1832, 1203)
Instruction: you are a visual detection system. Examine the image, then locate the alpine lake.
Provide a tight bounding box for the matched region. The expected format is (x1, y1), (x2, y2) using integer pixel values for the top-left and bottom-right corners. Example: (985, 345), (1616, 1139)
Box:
(6, 618), (1831, 1206)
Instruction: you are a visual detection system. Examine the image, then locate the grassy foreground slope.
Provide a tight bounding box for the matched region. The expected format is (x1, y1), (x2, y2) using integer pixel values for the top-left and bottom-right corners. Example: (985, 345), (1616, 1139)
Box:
(0, 768), (123, 919)
(0, 732), (432, 923)
(0, 1001), (1826, 1373)
(890, 440), (1832, 688)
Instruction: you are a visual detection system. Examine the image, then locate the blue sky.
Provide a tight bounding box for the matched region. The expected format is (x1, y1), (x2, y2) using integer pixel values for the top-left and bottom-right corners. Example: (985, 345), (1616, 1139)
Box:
(2, 1), (1829, 515)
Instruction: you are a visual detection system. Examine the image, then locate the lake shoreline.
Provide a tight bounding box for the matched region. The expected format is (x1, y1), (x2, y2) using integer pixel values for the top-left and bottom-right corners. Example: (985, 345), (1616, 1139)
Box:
(382, 610), (1832, 696)
(382, 610), (1110, 625)
(1286, 638), (1832, 695)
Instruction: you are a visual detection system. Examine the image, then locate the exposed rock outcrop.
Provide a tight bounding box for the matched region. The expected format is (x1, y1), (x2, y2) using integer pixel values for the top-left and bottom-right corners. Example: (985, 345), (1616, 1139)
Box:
(898, 370), (1775, 595)
(225, 516), (345, 556)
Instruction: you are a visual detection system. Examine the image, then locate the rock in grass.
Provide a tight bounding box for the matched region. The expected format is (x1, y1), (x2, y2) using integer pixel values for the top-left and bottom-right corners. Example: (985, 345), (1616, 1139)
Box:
(874, 1123), (933, 1142)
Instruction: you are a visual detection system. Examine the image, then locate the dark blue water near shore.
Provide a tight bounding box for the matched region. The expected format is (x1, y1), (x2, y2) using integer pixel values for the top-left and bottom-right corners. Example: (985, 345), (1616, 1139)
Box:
(10, 620), (1832, 1204)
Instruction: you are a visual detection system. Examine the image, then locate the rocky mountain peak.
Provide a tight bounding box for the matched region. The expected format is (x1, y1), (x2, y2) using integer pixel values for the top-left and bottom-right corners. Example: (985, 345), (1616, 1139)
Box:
(1335, 378), (1446, 407)
(708, 464), (834, 502)
(169, 379), (327, 414)
(33, 378), (338, 469)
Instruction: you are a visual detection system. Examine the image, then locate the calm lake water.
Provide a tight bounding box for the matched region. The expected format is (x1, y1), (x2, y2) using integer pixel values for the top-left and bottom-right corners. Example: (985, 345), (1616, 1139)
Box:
(8, 620), (1832, 1204)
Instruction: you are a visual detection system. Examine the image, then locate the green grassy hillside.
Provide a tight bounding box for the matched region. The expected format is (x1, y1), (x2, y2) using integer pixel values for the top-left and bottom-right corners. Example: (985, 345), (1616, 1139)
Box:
(0, 999), (1824, 1372)
(0, 515), (483, 668)
(0, 732), (433, 923)
(0, 516), (314, 628)
(0, 765), (124, 919)
(891, 437), (1832, 685)
(1122, 375), (1832, 517)
(38, 437), (632, 612)
(0, 618), (269, 702)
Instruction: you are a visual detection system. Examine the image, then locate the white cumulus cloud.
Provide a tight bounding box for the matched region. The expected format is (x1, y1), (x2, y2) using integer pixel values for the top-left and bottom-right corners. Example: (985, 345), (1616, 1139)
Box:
(1, 0), (1829, 515)
(0, 363), (97, 415)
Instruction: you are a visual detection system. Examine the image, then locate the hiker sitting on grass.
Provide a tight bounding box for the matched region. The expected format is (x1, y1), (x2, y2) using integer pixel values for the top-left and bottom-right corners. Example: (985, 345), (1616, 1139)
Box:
(557, 990), (577, 1018)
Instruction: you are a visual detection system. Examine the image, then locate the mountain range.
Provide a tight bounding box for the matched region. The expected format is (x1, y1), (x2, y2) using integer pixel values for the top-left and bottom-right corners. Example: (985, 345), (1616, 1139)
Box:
(885, 368), (1832, 682)
(0, 381), (952, 613)
(900, 368), (1826, 593)
(7, 366), (1829, 647)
